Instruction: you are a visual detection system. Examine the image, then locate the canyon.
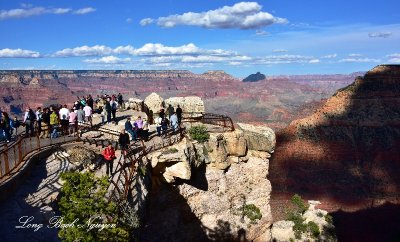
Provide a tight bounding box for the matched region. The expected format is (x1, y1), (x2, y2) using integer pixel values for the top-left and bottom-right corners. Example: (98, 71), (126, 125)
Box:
(0, 70), (357, 130)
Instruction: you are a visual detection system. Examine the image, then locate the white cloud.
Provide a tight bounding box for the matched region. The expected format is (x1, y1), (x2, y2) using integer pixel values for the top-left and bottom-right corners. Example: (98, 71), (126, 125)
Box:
(53, 43), (236, 57)
(338, 58), (381, 63)
(83, 56), (131, 64)
(322, 54), (337, 59)
(255, 30), (268, 36)
(54, 45), (113, 57)
(348, 53), (362, 57)
(140, 18), (154, 26)
(73, 7), (96, 15)
(126, 18), (132, 23)
(272, 49), (288, 53)
(0, 6), (95, 20)
(368, 32), (392, 38)
(141, 2), (287, 29)
(387, 53), (400, 63)
(254, 54), (316, 64)
(0, 48), (40, 58)
(309, 59), (320, 64)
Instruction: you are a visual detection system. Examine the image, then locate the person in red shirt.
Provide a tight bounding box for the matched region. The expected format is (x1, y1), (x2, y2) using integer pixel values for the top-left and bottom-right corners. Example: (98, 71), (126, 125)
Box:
(102, 143), (116, 176)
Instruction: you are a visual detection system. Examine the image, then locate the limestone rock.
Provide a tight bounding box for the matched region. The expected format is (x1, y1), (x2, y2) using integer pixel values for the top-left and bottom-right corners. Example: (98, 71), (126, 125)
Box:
(207, 135), (229, 170)
(164, 96), (205, 117)
(271, 220), (296, 242)
(144, 92), (164, 115)
(237, 122), (276, 153)
(163, 160), (191, 183)
(217, 130), (247, 157)
(126, 98), (144, 111)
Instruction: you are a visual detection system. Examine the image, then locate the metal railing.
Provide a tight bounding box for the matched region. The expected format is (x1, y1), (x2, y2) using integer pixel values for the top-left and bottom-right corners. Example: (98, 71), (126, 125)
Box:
(0, 127), (81, 180)
(183, 112), (235, 132)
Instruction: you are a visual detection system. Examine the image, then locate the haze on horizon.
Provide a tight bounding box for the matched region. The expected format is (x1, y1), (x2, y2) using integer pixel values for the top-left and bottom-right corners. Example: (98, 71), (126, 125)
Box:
(0, 0), (399, 76)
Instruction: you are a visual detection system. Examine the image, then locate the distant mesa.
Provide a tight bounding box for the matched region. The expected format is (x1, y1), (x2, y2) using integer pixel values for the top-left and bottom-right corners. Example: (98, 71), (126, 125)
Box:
(242, 72), (266, 82)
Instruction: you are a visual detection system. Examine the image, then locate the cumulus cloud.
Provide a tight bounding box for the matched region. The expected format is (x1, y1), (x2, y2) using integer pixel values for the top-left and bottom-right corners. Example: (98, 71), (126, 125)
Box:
(0, 6), (94, 20)
(83, 56), (131, 64)
(348, 53), (362, 57)
(141, 2), (287, 29)
(73, 7), (96, 15)
(53, 43), (236, 57)
(0, 48), (40, 58)
(54, 45), (114, 57)
(368, 32), (392, 38)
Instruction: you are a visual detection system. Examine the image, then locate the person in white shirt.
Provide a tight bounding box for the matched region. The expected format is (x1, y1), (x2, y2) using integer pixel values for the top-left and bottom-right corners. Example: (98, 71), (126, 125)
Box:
(59, 105), (70, 135)
(83, 104), (93, 126)
(155, 115), (162, 136)
(170, 112), (179, 134)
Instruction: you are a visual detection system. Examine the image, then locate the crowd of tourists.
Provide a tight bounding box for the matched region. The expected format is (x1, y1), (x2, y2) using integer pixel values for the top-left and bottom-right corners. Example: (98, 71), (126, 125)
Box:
(0, 93), (125, 142)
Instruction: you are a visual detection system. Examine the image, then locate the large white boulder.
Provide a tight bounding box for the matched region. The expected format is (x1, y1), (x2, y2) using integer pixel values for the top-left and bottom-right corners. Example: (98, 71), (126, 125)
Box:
(144, 92), (164, 114)
(237, 123), (276, 153)
(164, 96), (205, 117)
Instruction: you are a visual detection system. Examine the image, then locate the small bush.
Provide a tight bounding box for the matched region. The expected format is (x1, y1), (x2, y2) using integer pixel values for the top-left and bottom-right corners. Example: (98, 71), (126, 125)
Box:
(188, 125), (210, 143)
(291, 194), (309, 214)
(308, 221), (320, 238)
(325, 214), (333, 224)
(163, 147), (179, 154)
(243, 204), (262, 223)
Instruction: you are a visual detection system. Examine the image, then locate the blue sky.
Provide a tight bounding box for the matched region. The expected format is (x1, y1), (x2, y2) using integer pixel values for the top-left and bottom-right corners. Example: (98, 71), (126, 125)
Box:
(0, 0), (399, 76)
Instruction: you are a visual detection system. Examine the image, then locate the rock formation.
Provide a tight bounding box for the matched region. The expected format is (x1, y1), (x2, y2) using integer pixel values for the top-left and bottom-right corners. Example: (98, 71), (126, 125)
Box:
(142, 122), (276, 241)
(270, 65), (400, 211)
(164, 96), (205, 116)
(242, 71), (266, 82)
(144, 92), (164, 115)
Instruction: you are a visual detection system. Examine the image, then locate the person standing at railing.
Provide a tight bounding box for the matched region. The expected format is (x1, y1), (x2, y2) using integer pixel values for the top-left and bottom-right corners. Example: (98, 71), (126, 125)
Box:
(142, 118), (149, 141)
(11, 116), (20, 137)
(35, 107), (43, 135)
(117, 93), (123, 111)
(135, 116), (144, 139)
(167, 104), (174, 119)
(102, 143), (116, 176)
(83, 103), (93, 127)
(118, 129), (130, 155)
(125, 117), (137, 141)
(76, 106), (85, 124)
(50, 108), (60, 139)
(40, 108), (50, 138)
(59, 105), (70, 136)
(176, 105), (183, 124)
(170, 112), (179, 134)
(23, 107), (36, 137)
(161, 116), (169, 136)
(69, 108), (77, 136)
(1, 112), (11, 143)
(155, 115), (162, 136)
(110, 98), (118, 124)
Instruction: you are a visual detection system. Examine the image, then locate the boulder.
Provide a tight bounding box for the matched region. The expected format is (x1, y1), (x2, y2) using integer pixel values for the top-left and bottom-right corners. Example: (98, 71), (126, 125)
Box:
(271, 220), (296, 242)
(218, 130), (247, 157)
(126, 98), (144, 111)
(144, 92), (164, 115)
(237, 123), (276, 153)
(163, 160), (191, 183)
(164, 96), (205, 117)
(207, 135), (229, 170)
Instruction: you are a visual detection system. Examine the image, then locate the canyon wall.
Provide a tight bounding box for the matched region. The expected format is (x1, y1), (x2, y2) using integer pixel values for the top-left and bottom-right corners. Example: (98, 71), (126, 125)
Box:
(269, 65), (400, 211)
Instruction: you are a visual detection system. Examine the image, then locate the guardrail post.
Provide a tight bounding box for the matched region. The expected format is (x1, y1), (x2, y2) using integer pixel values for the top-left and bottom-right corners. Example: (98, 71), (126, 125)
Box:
(3, 143), (9, 175)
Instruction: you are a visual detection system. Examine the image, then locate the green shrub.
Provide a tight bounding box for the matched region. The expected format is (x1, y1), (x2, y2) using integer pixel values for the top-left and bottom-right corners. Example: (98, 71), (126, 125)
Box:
(308, 221), (320, 238)
(188, 125), (210, 143)
(243, 204), (262, 223)
(58, 172), (133, 241)
(163, 147), (179, 154)
(325, 214), (333, 224)
(287, 211), (307, 239)
(291, 194), (309, 214)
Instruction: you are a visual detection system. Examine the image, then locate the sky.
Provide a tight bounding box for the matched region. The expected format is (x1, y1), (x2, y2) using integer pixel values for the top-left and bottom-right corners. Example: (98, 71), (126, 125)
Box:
(0, 0), (399, 77)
